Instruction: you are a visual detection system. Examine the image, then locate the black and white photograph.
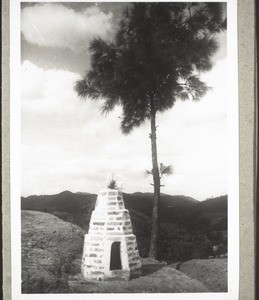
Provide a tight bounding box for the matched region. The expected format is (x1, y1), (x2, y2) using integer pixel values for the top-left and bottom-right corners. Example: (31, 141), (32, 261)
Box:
(10, 0), (239, 298)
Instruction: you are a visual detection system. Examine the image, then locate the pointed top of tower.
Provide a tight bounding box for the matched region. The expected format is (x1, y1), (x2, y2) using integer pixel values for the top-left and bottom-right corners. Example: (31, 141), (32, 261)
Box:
(94, 188), (125, 211)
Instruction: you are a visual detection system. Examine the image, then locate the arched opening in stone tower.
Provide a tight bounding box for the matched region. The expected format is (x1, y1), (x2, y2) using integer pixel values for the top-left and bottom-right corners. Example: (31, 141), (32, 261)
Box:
(110, 242), (122, 270)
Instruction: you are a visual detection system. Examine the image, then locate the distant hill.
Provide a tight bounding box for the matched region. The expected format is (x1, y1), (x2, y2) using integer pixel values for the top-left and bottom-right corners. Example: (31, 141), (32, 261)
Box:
(123, 193), (201, 223)
(21, 191), (227, 233)
(200, 195), (228, 212)
(21, 191), (228, 261)
(22, 191), (96, 231)
(21, 191), (203, 226)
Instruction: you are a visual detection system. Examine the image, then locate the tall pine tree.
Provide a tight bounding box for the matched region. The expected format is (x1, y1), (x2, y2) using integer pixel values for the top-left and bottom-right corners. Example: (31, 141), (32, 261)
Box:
(75, 2), (226, 259)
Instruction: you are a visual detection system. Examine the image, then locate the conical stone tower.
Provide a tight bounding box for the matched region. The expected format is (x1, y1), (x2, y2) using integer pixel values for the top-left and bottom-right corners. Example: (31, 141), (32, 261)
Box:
(81, 188), (142, 281)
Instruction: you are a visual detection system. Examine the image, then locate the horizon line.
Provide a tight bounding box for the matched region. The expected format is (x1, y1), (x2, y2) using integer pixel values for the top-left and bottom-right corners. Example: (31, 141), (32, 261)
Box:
(21, 190), (228, 202)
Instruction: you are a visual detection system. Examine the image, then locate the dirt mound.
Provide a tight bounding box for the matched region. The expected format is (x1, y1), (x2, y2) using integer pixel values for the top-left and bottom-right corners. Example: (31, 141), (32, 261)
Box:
(175, 258), (227, 292)
(22, 210), (85, 293)
(67, 262), (209, 293)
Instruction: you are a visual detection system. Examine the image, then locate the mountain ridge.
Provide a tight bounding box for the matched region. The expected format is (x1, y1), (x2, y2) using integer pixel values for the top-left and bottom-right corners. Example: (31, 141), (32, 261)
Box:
(22, 190), (226, 202)
(21, 191), (227, 230)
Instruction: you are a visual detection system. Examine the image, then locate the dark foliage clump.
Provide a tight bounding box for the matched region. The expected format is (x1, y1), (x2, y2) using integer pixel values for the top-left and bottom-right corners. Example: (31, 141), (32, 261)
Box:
(107, 179), (118, 189)
(156, 224), (212, 262)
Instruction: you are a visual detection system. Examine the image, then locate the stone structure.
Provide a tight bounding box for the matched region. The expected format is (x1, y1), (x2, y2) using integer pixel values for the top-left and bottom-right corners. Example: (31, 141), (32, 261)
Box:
(81, 188), (142, 281)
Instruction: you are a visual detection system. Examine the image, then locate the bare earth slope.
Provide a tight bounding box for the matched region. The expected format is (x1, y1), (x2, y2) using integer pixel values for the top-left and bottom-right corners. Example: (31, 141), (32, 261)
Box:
(22, 210), (85, 293)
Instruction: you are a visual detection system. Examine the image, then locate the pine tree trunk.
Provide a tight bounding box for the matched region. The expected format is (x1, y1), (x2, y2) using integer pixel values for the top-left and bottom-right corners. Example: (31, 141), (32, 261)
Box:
(149, 99), (161, 259)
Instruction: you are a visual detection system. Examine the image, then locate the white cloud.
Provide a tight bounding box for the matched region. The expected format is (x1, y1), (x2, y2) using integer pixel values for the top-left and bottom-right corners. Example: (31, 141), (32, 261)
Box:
(21, 58), (228, 200)
(21, 61), (46, 99)
(21, 4), (114, 52)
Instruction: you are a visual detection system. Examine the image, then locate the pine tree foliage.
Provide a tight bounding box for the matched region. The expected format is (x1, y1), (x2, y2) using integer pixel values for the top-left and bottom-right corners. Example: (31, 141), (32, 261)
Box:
(75, 3), (226, 134)
(107, 178), (117, 189)
(146, 163), (174, 180)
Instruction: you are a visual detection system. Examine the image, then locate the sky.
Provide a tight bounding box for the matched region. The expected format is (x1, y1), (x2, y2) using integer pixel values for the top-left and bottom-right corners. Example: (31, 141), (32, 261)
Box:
(21, 2), (228, 201)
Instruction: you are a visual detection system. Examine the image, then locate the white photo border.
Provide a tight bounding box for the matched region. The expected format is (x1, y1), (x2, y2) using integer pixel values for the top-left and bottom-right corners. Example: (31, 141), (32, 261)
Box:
(10, 1), (239, 299)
